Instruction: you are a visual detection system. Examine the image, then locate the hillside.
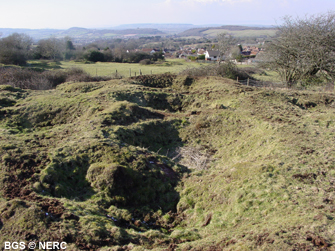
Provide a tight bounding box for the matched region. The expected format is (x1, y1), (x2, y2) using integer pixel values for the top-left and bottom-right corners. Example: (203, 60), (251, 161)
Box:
(178, 25), (277, 38)
(110, 24), (205, 34)
(0, 75), (335, 250)
(0, 27), (165, 41)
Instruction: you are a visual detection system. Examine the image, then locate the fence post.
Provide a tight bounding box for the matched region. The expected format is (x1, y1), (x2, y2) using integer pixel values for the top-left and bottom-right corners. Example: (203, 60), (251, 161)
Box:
(247, 78), (249, 86)
(140, 69), (142, 75)
(237, 77), (239, 82)
(116, 69), (118, 78)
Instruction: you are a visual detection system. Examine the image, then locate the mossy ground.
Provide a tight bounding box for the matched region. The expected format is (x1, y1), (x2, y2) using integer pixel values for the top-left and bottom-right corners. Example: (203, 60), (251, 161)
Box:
(0, 75), (335, 250)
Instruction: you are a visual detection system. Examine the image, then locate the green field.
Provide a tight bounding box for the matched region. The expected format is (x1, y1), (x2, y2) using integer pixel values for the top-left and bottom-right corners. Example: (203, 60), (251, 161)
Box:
(27, 59), (208, 77)
(203, 28), (277, 37)
(25, 59), (284, 83)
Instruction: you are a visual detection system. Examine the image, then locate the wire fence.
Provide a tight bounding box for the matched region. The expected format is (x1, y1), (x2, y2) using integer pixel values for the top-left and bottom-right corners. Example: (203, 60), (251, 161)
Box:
(238, 78), (287, 89)
(237, 78), (334, 92)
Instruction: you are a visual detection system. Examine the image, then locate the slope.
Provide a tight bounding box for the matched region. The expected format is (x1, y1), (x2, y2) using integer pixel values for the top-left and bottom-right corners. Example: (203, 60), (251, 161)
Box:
(0, 75), (335, 250)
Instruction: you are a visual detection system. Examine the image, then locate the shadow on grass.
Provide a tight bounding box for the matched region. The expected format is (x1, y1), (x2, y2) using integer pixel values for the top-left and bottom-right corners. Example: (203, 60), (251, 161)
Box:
(26, 60), (63, 70)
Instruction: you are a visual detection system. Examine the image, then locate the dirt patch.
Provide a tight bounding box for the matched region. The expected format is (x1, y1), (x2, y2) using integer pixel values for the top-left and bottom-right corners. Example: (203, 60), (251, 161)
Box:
(160, 164), (178, 180)
(301, 147), (315, 155)
(292, 173), (317, 183)
(255, 233), (274, 246)
(2, 156), (42, 199)
(166, 243), (177, 251)
(202, 213), (212, 227)
(306, 234), (330, 248)
(1, 154), (66, 219)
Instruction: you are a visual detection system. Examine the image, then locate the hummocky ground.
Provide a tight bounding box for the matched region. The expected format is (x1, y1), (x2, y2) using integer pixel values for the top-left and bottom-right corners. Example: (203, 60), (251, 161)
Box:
(0, 74), (335, 251)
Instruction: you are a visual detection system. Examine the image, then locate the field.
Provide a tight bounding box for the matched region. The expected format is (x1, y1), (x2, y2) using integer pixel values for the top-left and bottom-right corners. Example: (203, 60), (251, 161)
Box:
(203, 28), (277, 37)
(27, 59), (209, 77)
(178, 26), (278, 38)
(24, 59), (284, 84)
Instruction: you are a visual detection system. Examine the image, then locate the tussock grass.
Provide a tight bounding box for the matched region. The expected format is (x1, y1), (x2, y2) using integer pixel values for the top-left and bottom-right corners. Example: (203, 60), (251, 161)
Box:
(0, 74), (335, 250)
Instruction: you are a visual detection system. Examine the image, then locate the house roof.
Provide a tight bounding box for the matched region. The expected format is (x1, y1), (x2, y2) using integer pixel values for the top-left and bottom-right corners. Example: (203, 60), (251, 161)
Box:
(206, 50), (220, 57)
(197, 49), (206, 55)
(142, 48), (152, 53)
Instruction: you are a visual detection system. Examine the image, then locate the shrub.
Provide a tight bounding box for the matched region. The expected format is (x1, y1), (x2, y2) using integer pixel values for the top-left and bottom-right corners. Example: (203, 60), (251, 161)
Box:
(179, 62), (252, 80)
(187, 56), (197, 61)
(85, 50), (105, 62)
(0, 33), (32, 66)
(139, 59), (151, 65)
(0, 67), (112, 90)
(127, 52), (150, 63)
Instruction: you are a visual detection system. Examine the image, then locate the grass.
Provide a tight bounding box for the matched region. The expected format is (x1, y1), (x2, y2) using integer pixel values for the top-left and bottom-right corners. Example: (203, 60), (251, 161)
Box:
(26, 58), (207, 77)
(251, 69), (281, 82)
(203, 28), (277, 37)
(1, 74), (335, 250)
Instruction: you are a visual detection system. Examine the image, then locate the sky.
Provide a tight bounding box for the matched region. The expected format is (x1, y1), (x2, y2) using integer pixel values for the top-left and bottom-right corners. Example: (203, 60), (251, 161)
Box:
(0, 0), (335, 29)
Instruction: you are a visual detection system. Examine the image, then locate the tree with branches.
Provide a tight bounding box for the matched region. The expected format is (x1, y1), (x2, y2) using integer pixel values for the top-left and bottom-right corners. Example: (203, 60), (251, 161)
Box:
(216, 32), (237, 64)
(37, 37), (64, 61)
(262, 12), (335, 86)
(0, 33), (32, 65)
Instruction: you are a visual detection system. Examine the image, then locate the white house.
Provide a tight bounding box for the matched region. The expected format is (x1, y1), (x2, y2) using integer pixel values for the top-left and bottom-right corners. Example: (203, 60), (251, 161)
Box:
(205, 50), (220, 61)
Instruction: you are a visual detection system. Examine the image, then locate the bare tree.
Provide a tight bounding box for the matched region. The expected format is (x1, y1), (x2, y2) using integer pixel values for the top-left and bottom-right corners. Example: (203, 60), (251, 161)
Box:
(37, 37), (64, 61)
(216, 32), (237, 64)
(0, 33), (32, 65)
(263, 12), (335, 86)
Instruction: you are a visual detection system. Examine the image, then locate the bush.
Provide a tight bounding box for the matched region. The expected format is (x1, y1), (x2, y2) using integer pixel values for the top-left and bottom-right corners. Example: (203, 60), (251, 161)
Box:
(0, 67), (112, 90)
(85, 50), (105, 62)
(139, 59), (151, 65)
(187, 56), (197, 61)
(127, 52), (150, 63)
(0, 33), (32, 66)
(179, 62), (252, 80)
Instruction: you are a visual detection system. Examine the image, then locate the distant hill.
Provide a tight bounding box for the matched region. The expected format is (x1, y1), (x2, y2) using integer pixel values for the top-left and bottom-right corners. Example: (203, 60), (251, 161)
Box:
(0, 28), (63, 40)
(109, 23), (210, 34)
(0, 24), (277, 42)
(178, 25), (277, 38)
(0, 27), (166, 42)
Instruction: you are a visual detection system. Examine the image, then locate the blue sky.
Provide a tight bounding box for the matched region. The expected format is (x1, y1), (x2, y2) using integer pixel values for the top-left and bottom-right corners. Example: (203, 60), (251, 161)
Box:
(1, 0), (335, 29)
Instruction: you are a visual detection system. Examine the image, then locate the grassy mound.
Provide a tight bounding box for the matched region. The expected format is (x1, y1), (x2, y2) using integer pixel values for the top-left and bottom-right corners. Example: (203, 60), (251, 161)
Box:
(0, 74), (335, 250)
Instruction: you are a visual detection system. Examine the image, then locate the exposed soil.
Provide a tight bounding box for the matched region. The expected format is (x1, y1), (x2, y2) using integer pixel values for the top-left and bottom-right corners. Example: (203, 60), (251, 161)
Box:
(306, 234), (330, 248)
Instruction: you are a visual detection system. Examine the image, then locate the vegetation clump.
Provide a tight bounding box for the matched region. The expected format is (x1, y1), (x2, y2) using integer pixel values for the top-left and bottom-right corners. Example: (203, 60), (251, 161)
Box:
(179, 62), (252, 80)
(262, 12), (335, 86)
(0, 67), (112, 90)
(0, 73), (335, 250)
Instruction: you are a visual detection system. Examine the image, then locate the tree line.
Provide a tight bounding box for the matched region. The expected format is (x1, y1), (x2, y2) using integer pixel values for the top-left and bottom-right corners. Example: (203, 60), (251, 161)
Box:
(0, 35), (168, 66)
(2, 11), (335, 88)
